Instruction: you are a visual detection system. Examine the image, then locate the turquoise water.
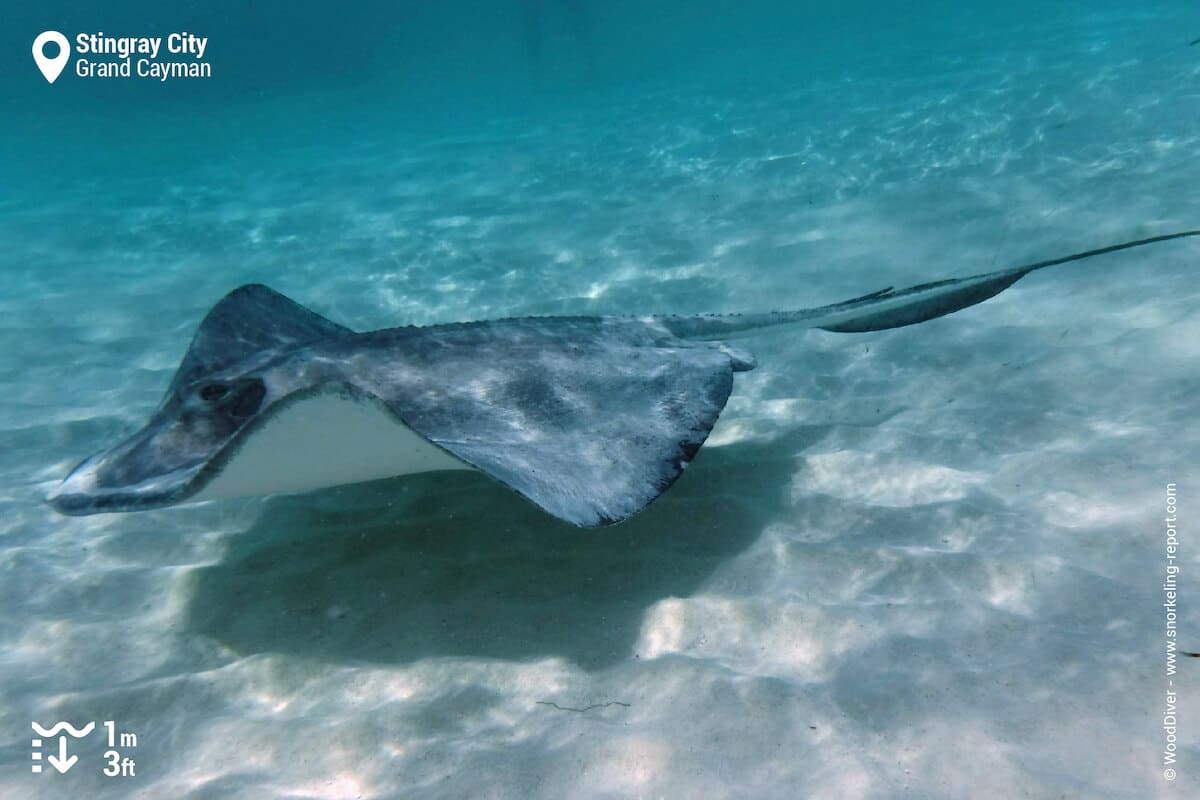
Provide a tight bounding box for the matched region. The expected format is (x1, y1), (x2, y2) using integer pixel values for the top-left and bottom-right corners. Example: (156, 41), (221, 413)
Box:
(3, 2), (1199, 797)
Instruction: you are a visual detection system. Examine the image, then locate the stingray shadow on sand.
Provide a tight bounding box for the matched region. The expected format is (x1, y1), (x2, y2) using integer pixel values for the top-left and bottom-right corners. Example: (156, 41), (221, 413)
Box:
(183, 427), (825, 671)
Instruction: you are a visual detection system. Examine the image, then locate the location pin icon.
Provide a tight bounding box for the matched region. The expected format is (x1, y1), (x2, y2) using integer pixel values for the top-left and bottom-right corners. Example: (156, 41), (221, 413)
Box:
(32, 31), (70, 84)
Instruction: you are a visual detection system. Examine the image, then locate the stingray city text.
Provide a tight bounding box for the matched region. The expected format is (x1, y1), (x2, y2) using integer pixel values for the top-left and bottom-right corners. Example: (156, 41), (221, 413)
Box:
(73, 32), (211, 81)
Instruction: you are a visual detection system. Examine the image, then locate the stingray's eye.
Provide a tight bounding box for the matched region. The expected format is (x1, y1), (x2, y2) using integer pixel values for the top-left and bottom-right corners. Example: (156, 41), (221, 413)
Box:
(200, 383), (229, 402)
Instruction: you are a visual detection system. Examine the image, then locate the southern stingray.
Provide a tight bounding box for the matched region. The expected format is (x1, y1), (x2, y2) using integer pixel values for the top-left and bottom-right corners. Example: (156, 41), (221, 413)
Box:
(49, 230), (1199, 526)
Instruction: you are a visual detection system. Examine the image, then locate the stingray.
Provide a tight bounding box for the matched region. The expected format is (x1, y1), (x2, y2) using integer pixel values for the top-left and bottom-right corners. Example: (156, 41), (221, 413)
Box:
(49, 230), (1199, 526)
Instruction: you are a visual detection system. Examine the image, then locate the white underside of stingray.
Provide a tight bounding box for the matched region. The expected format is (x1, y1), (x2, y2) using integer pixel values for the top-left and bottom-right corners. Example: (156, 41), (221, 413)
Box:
(48, 229), (1200, 526)
(191, 391), (473, 501)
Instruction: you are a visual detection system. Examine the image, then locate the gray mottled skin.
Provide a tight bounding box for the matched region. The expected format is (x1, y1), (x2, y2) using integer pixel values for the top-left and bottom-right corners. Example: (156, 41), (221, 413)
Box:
(48, 230), (1200, 526)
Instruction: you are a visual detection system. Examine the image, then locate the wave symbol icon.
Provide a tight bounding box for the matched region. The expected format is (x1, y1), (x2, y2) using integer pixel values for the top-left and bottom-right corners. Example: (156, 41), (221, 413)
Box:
(32, 721), (95, 738)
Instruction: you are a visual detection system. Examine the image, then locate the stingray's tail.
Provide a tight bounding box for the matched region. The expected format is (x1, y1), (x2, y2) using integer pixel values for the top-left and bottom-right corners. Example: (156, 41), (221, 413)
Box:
(659, 229), (1200, 340)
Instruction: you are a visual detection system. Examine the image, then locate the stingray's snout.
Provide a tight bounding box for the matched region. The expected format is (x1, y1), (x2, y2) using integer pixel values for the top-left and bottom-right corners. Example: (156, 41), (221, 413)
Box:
(47, 454), (105, 515)
(47, 447), (184, 516)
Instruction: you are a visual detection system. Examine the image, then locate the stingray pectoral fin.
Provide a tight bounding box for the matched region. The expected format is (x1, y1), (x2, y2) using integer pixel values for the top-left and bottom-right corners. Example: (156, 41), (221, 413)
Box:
(49, 284), (362, 516)
(386, 343), (737, 527)
(168, 283), (354, 391)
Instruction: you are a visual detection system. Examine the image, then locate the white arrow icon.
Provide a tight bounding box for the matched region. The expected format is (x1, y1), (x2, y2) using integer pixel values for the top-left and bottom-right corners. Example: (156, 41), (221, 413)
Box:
(47, 737), (78, 774)
(32, 31), (70, 84)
